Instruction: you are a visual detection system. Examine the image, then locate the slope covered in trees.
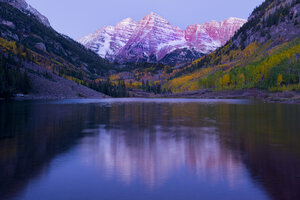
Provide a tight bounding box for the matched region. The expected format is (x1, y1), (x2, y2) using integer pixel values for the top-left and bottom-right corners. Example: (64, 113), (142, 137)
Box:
(0, 3), (112, 75)
(164, 0), (300, 93)
(0, 2), (120, 98)
(0, 54), (31, 97)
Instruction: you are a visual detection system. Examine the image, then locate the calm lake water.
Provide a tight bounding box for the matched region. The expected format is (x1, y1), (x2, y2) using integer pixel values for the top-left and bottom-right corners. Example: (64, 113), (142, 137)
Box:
(0, 98), (300, 200)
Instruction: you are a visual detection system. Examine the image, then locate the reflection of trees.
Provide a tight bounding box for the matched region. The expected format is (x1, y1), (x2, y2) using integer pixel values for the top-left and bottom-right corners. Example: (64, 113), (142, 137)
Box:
(0, 101), (299, 200)
(214, 103), (300, 200)
(0, 102), (110, 200)
(81, 102), (300, 199)
(79, 102), (246, 188)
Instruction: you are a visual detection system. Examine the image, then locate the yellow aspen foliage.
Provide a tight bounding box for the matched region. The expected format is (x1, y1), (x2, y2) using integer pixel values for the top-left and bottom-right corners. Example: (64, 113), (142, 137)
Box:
(189, 83), (199, 91)
(237, 73), (246, 86)
(109, 75), (121, 81)
(221, 74), (231, 87)
(277, 74), (283, 86)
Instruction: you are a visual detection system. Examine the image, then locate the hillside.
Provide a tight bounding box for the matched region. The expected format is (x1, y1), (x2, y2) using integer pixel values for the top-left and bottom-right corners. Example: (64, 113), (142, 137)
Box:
(164, 0), (300, 93)
(0, 2), (112, 98)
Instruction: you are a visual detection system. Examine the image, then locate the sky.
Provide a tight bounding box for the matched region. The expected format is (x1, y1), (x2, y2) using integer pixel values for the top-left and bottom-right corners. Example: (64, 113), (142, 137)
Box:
(26, 0), (265, 40)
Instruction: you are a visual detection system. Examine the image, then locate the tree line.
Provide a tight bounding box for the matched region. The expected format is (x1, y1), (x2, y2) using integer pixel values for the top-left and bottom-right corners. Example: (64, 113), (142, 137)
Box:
(88, 79), (128, 97)
(140, 80), (170, 94)
(0, 54), (31, 98)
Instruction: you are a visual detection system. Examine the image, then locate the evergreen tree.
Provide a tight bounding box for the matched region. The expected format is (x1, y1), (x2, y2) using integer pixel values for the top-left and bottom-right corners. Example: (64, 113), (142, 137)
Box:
(22, 71), (31, 94)
(0, 61), (5, 95)
(146, 80), (150, 92)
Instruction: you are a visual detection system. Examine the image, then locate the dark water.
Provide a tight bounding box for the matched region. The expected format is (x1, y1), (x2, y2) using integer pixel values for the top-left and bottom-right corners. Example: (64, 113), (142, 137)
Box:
(0, 99), (300, 200)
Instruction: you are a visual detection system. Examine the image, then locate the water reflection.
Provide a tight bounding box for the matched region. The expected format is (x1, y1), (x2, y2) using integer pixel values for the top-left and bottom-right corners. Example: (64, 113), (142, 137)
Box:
(0, 99), (299, 200)
(0, 101), (98, 200)
(80, 126), (244, 189)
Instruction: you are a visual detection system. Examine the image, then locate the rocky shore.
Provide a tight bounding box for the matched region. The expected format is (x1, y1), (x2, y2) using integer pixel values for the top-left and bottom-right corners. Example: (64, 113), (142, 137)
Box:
(161, 89), (300, 104)
(128, 88), (300, 104)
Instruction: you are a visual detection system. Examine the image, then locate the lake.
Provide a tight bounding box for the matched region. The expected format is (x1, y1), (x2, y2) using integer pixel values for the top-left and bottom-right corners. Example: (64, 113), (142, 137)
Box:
(0, 98), (300, 200)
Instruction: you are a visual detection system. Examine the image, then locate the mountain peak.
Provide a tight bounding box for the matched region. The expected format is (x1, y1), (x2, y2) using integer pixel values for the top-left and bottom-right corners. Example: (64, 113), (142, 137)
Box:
(149, 11), (160, 17)
(199, 17), (246, 26)
(0, 0), (51, 27)
(143, 12), (168, 22)
(120, 17), (136, 24)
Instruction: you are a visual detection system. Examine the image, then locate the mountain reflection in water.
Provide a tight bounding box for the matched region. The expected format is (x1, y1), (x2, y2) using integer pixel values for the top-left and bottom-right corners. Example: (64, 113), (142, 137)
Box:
(0, 99), (299, 200)
(80, 126), (244, 188)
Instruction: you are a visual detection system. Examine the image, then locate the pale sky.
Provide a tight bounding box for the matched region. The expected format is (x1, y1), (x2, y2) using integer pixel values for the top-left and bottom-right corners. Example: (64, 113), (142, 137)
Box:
(26, 0), (265, 39)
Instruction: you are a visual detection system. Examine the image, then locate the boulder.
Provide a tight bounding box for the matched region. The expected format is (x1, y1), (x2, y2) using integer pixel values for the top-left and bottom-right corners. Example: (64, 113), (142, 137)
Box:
(34, 42), (47, 51)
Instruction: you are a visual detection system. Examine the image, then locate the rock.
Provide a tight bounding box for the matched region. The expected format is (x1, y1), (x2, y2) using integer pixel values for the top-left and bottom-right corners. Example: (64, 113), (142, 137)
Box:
(2, 30), (19, 41)
(278, 91), (295, 98)
(0, 20), (15, 29)
(0, 0), (51, 27)
(34, 43), (47, 51)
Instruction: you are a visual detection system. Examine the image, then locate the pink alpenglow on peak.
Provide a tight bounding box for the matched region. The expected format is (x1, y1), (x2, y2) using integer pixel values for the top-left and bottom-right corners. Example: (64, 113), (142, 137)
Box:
(78, 18), (137, 61)
(78, 13), (246, 64)
(185, 17), (247, 53)
(116, 12), (185, 63)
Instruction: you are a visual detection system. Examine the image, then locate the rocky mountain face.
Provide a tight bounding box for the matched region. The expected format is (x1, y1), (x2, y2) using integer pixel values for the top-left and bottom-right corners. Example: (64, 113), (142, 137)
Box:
(185, 17), (248, 53)
(0, 0), (50, 27)
(232, 0), (300, 48)
(78, 13), (246, 64)
(116, 12), (186, 63)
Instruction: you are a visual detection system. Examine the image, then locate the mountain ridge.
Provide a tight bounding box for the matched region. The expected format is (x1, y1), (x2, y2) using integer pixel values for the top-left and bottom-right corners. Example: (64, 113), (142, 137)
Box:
(0, 0), (51, 27)
(78, 13), (246, 64)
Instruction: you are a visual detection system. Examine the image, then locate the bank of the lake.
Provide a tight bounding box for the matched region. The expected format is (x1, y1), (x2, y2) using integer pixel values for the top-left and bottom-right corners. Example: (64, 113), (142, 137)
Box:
(128, 89), (300, 104)
(2, 88), (300, 105)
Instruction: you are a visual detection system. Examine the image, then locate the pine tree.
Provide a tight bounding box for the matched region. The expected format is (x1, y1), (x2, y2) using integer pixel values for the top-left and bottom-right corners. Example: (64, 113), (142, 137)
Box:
(146, 80), (150, 92)
(0, 63), (5, 95)
(23, 71), (31, 94)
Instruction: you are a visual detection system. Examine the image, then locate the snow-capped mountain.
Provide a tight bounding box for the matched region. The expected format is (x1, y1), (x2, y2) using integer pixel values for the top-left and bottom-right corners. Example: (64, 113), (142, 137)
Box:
(78, 13), (246, 64)
(78, 18), (137, 61)
(0, 0), (51, 27)
(116, 12), (185, 63)
(185, 17), (248, 53)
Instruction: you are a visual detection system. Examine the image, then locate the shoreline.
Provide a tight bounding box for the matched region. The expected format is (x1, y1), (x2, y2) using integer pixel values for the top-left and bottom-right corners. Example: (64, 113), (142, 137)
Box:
(129, 88), (300, 104)
(1, 89), (300, 104)
(160, 89), (300, 104)
(0, 93), (109, 101)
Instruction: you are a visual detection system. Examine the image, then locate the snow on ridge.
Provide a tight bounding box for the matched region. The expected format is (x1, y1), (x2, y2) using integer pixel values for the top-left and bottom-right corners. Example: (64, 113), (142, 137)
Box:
(78, 13), (247, 63)
(157, 38), (187, 50)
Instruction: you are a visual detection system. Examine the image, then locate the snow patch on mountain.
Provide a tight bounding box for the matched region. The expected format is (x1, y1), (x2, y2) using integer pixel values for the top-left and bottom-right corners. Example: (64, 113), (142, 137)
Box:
(78, 12), (246, 64)
(78, 18), (137, 61)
